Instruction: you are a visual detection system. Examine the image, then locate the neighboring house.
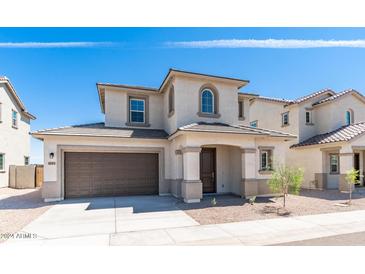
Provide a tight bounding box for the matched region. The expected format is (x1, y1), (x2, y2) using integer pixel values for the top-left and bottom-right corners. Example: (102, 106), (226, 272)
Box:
(249, 88), (365, 191)
(0, 77), (36, 187)
(32, 69), (295, 202)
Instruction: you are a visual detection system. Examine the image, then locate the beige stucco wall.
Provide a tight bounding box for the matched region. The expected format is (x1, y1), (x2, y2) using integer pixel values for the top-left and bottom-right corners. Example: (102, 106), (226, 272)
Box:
(0, 83), (31, 187)
(249, 100), (298, 137)
(314, 95), (365, 134)
(172, 76), (243, 134)
(104, 88), (164, 129)
(287, 146), (325, 189)
(104, 76), (249, 135)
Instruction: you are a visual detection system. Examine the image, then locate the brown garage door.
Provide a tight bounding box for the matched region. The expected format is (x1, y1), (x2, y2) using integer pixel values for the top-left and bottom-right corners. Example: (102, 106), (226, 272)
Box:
(64, 152), (159, 198)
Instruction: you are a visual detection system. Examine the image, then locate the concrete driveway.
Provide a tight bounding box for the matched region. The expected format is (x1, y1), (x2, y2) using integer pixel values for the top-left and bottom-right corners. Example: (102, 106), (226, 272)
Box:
(5, 195), (198, 246)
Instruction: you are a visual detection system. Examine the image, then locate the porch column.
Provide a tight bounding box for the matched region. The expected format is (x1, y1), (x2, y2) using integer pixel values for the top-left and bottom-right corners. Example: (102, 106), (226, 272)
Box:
(339, 151), (354, 191)
(240, 148), (257, 197)
(181, 147), (202, 203)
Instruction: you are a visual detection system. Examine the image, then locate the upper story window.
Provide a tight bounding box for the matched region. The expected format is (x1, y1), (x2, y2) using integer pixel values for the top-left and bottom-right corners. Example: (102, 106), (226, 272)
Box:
(250, 120), (258, 127)
(168, 85), (175, 116)
(201, 89), (214, 114)
(346, 109), (354, 126)
(305, 111), (312, 124)
(12, 110), (18, 128)
(0, 153), (4, 172)
(198, 85), (220, 118)
(238, 100), (244, 120)
(281, 112), (289, 126)
(24, 156), (30, 165)
(129, 98), (145, 123)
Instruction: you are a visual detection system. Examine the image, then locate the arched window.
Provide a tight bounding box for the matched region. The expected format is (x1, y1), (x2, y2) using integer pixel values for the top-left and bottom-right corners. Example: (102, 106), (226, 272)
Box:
(346, 109), (354, 125)
(201, 89), (214, 114)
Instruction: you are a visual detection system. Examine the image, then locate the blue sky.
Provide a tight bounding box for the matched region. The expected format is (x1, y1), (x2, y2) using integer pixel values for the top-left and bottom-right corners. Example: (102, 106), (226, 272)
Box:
(1, 28), (365, 163)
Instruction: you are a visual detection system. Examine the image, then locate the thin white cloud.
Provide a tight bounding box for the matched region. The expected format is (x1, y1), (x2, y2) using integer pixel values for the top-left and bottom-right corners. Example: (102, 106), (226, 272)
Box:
(0, 41), (116, 48)
(166, 39), (365, 49)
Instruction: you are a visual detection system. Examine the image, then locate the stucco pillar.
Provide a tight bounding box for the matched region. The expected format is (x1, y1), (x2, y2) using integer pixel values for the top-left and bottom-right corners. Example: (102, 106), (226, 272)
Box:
(339, 152), (354, 192)
(181, 147), (202, 203)
(171, 149), (183, 198)
(240, 148), (257, 197)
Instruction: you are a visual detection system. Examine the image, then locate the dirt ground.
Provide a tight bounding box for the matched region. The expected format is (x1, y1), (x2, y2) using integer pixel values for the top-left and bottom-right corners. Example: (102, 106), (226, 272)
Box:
(177, 189), (365, 225)
(0, 188), (55, 243)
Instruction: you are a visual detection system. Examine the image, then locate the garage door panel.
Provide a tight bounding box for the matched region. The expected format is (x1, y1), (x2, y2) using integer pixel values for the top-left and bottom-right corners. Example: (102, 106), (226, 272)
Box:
(64, 152), (159, 198)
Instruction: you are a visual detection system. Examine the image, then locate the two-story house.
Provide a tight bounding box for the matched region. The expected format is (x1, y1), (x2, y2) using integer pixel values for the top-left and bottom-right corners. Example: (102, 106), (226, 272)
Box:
(32, 69), (295, 202)
(249, 88), (365, 191)
(0, 77), (36, 187)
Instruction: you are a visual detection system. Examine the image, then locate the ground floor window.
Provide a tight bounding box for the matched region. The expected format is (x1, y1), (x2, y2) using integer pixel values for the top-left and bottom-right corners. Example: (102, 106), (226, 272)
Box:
(0, 153), (4, 171)
(260, 149), (273, 171)
(330, 154), (339, 174)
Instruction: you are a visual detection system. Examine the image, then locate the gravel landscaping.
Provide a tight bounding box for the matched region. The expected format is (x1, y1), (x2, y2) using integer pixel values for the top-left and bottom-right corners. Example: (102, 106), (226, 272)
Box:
(0, 188), (55, 243)
(177, 189), (365, 225)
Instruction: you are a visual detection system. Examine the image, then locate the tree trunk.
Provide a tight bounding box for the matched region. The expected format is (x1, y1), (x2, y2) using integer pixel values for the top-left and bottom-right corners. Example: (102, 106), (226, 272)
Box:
(283, 193), (286, 208)
(349, 184), (352, 205)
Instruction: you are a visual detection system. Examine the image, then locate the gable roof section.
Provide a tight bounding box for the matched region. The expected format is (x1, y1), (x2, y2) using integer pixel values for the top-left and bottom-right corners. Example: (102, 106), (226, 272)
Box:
(291, 122), (365, 148)
(253, 88), (335, 105)
(173, 122), (296, 138)
(97, 68), (250, 113)
(312, 89), (365, 107)
(0, 77), (36, 120)
(32, 122), (168, 140)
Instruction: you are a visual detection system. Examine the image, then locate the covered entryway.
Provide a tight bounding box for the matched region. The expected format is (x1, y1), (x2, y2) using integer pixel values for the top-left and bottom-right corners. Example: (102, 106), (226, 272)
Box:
(64, 152), (159, 198)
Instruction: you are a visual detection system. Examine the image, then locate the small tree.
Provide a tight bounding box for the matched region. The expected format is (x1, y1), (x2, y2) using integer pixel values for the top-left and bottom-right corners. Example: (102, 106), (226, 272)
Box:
(268, 165), (304, 208)
(345, 168), (359, 205)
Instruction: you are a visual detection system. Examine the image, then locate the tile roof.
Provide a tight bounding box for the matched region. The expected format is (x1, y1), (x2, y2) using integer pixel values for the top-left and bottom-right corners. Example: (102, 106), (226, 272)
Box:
(312, 89), (365, 106)
(32, 123), (168, 139)
(255, 88), (335, 105)
(177, 122), (296, 138)
(291, 122), (365, 148)
(292, 88), (335, 104)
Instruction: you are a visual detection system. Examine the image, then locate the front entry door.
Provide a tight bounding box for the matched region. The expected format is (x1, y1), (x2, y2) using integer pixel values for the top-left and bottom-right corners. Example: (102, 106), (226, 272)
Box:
(200, 148), (216, 193)
(354, 153), (360, 184)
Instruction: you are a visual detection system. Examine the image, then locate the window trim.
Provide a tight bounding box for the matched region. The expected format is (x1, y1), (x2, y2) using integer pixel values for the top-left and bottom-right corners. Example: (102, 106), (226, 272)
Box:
(12, 109), (18, 129)
(329, 153), (340, 174)
(197, 84), (221, 118)
(346, 109), (354, 126)
(259, 146), (274, 173)
(281, 111), (289, 127)
(168, 85), (175, 117)
(126, 94), (150, 127)
(0, 153), (5, 172)
(305, 110), (314, 125)
(238, 100), (245, 120)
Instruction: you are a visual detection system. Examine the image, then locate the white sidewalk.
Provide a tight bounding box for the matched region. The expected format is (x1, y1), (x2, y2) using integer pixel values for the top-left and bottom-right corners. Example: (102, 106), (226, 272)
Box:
(110, 209), (365, 245)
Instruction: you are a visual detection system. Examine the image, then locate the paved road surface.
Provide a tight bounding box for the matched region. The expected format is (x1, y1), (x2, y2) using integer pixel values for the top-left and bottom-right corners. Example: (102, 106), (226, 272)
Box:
(275, 231), (365, 246)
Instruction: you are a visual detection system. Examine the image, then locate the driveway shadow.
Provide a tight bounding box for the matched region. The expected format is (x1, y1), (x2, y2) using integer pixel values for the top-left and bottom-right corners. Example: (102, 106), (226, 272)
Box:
(0, 188), (57, 210)
(60, 195), (183, 213)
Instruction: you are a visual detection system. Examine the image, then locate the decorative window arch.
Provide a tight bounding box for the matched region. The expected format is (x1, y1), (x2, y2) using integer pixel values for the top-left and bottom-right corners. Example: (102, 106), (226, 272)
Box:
(346, 109), (354, 125)
(201, 89), (214, 113)
(198, 84), (220, 118)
